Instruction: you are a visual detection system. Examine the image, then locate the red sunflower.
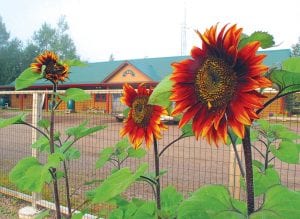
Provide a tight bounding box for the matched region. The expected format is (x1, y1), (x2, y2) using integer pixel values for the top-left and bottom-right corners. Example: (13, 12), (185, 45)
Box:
(120, 83), (168, 149)
(31, 51), (69, 83)
(170, 24), (272, 145)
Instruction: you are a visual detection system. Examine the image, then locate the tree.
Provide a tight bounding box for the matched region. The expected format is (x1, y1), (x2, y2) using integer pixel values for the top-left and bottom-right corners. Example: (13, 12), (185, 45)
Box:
(291, 37), (300, 56)
(31, 16), (79, 60)
(0, 38), (23, 85)
(0, 16), (9, 47)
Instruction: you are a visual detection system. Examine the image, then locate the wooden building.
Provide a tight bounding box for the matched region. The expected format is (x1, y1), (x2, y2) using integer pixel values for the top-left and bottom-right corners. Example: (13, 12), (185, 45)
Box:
(0, 49), (291, 116)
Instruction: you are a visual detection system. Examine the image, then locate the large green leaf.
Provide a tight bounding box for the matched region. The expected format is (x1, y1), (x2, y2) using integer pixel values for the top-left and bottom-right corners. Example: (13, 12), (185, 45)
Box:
(283, 57), (300, 74)
(59, 141), (81, 160)
(96, 147), (114, 169)
(148, 74), (173, 108)
(66, 120), (107, 140)
(270, 141), (300, 164)
(250, 185), (300, 219)
(37, 119), (50, 130)
(127, 147), (147, 159)
(58, 88), (91, 102)
(15, 68), (43, 90)
(91, 163), (148, 203)
(0, 113), (26, 128)
(178, 185), (246, 219)
(270, 69), (300, 96)
(9, 157), (52, 192)
(160, 186), (184, 219)
(238, 31), (275, 49)
(241, 166), (280, 196)
(31, 136), (50, 152)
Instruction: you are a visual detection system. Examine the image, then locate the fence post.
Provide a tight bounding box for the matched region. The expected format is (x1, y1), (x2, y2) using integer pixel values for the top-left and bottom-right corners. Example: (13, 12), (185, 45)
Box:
(229, 144), (242, 199)
(31, 92), (43, 208)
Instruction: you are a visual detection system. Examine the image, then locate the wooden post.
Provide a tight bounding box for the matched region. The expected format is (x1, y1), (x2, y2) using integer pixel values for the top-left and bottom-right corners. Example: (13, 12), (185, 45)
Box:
(229, 144), (242, 199)
(31, 92), (43, 208)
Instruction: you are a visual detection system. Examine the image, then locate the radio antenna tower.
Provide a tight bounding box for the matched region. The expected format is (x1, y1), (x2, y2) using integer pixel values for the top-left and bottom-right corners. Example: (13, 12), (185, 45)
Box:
(181, 1), (187, 56)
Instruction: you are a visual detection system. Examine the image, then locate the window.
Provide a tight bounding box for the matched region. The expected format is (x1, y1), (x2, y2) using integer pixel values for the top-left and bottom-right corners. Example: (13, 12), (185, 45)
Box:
(95, 94), (106, 102)
(122, 69), (135, 77)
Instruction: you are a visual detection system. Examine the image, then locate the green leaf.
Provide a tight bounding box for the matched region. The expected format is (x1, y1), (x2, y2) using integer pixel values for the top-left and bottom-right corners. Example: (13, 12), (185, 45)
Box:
(178, 185), (246, 219)
(108, 208), (124, 219)
(63, 59), (87, 67)
(148, 74), (172, 108)
(127, 147), (147, 159)
(270, 141), (299, 164)
(59, 141), (81, 160)
(31, 136), (49, 152)
(241, 166), (280, 196)
(115, 138), (131, 151)
(181, 123), (194, 137)
(0, 113), (26, 128)
(58, 88), (91, 102)
(238, 31), (275, 49)
(15, 68), (43, 90)
(283, 57), (300, 74)
(270, 69), (300, 96)
(250, 185), (300, 219)
(66, 120), (106, 139)
(45, 152), (64, 169)
(96, 147), (114, 169)
(91, 163), (148, 204)
(9, 157), (52, 192)
(37, 119), (50, 129)
(214, 211), (246, 219)
(132, 201), (156, 219)
(161, 186), (183, 219)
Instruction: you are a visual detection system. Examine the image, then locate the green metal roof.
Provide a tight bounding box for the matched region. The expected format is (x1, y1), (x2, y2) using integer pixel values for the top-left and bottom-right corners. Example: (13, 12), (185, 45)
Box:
(8, 49), (291, 87)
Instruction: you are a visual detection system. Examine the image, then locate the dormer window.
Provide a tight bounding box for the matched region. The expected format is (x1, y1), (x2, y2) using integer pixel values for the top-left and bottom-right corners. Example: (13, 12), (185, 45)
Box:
(122, 69), (135, 77)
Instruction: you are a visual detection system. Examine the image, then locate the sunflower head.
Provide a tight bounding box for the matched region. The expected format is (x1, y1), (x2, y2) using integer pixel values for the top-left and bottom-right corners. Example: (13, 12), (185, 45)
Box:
(170, 24), (272, 145)
(30, 51), (69, 83)
(120, 83), (168, 149)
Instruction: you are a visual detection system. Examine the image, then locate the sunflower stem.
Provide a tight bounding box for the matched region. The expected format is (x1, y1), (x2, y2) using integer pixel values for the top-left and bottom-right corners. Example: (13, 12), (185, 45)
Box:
(153, 137), (161, 210)
(50, 83), (62, 219)
(228, 132), (245, 178)
(242, 126), (255, 215)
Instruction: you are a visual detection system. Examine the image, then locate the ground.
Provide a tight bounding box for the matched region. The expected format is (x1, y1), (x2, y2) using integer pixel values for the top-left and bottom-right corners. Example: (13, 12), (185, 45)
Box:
(0, 109), (300, 217)
(0, 193), (29, 219)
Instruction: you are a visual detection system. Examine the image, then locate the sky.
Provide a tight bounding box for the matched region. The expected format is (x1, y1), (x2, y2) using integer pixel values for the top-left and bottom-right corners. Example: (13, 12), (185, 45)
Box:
(1, 0), (300, 62)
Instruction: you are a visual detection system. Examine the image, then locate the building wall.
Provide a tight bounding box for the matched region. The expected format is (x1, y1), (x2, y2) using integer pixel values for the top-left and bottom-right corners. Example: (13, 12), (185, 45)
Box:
(107, 65), (152, 83)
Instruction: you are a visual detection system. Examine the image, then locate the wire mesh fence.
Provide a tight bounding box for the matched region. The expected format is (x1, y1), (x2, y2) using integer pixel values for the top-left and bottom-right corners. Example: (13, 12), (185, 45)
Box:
(0, 89), (299, 217)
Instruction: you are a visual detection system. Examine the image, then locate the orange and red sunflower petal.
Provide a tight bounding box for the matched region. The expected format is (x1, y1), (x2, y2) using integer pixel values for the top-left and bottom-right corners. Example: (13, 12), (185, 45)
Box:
(120, 84), (167, 148)
(171, 23), (272, 145)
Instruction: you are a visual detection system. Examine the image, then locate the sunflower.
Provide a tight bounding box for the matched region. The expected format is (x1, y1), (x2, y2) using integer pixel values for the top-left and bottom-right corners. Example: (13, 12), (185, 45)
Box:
(120, 83), (168, 149)
(170, 24), (272, 145)
(31, 51), (69, 83)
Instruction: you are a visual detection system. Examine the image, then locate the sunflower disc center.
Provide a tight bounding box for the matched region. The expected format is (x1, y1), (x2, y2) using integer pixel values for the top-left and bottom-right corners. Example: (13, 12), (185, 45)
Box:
(195, 57), (237, 109)
(132, 97), (153, 127)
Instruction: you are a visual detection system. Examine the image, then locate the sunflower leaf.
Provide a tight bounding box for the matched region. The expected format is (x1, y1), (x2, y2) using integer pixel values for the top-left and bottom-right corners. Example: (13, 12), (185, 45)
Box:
(0, 113), (26, 128)
(181, 123), (194, 137)
(178, 185), (246, 219)
(240, 166), (280, 196)
(57, 88), (91, 102)
(270, 58), (300, 96)
(148, 74), (173, 108)
(91, 163), (148, 204)
(15, 68), (43, 90)
(238, 31), (275, 49)
(269, 141), (300, 164)
(250, 185), (300, 219)
(9, 157), (53, 192)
